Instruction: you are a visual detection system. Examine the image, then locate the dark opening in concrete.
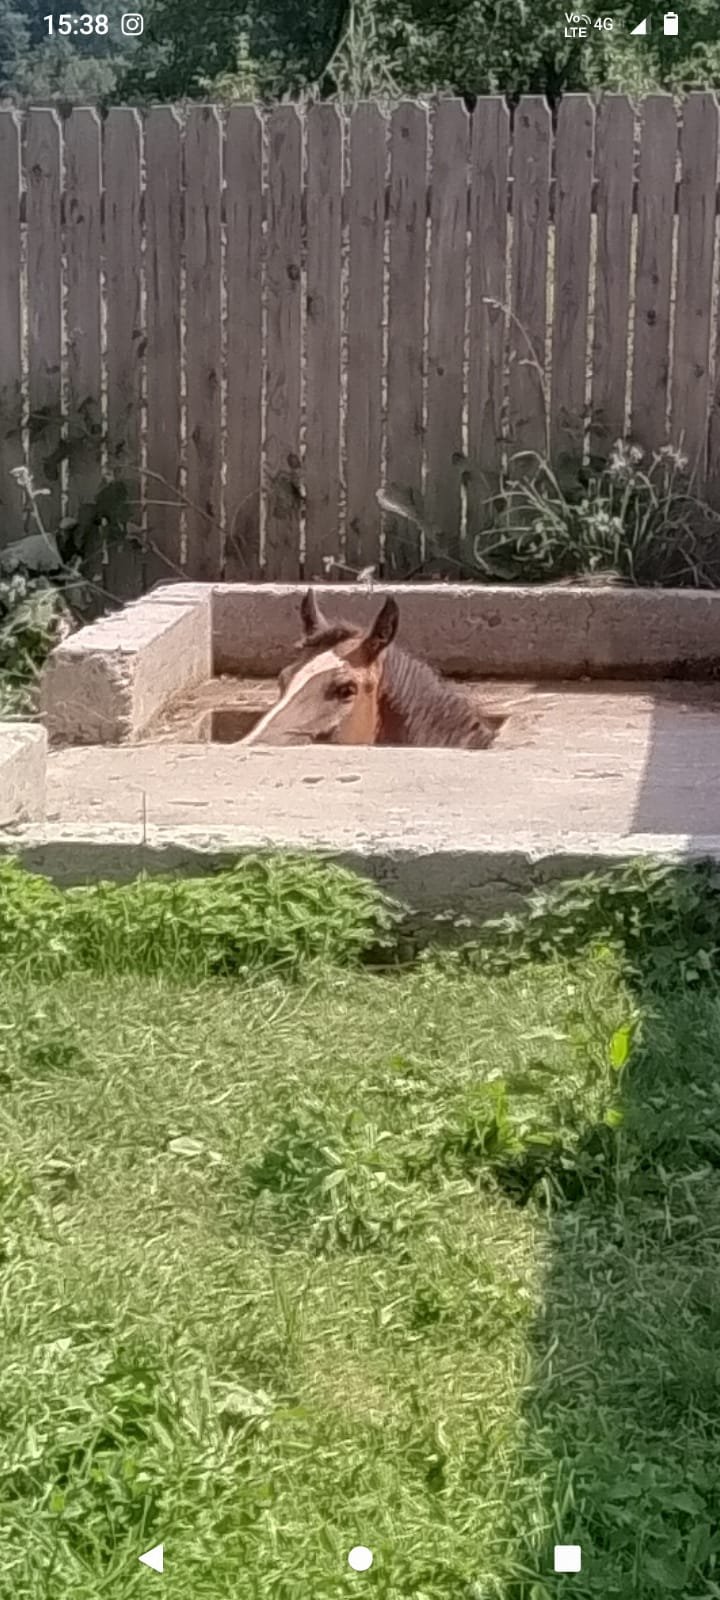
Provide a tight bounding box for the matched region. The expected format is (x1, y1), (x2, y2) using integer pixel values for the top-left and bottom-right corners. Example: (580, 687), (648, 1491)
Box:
(195, 707), (262, 742)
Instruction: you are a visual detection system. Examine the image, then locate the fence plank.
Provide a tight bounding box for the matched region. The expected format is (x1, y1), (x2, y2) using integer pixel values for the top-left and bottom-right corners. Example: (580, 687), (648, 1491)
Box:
(26, 108), (62, 533)
(467, 96), (509, 537)
(8, 93), (719, 591)
(225, 105), (263, 580)
(385, 102), (428, 575)
(425, 99), (468, 561)
(184, 106), (222, 581)
(65, 107), (102, 597)
(346, 102), (386, 573)
(508, 96), (551, 463)
(305, 104), (342, 581)
(104, 107), (143, 599)
(265, 106), (302, 579)
(590, 95), (634, 459)
(631, 96), (677, 454)
(144, 108), (182, 588)
(550, 96), (594, 468)
(709, 258), (720, 503)
(0, 112), (23, 543)
(671, 93), (718, 487)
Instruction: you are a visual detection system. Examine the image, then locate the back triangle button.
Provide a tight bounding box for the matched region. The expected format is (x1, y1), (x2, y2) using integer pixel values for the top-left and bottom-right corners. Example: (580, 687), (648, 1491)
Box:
(139, 1543), (164, 1573)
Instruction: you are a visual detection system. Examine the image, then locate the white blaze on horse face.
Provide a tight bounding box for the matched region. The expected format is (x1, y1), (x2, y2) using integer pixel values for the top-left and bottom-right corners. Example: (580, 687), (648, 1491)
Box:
(239, 648), (352, 745)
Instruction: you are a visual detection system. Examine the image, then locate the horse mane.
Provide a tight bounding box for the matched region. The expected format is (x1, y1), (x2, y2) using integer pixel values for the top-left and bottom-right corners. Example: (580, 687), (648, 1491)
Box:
(297, 618), (501, 749)
(377, 645), (498, 748)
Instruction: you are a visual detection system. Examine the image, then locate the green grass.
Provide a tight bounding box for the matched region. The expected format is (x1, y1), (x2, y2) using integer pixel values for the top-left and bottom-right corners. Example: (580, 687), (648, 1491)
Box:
(0, 854), (400, 980)
(1, 858), (720, 1597)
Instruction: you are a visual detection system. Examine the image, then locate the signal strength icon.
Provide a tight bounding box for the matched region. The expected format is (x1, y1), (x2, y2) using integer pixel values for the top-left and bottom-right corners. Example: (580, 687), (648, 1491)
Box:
(631, 14), (649, 31)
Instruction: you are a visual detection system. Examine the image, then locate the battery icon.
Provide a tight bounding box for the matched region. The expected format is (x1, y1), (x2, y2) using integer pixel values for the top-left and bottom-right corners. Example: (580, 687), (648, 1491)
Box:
(663, 10), (678, 32)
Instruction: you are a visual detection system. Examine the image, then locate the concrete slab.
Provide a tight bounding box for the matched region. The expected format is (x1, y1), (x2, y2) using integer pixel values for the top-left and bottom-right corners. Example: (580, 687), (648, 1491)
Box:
(0, 681), (714, 916)
(0, 722), (46, 825)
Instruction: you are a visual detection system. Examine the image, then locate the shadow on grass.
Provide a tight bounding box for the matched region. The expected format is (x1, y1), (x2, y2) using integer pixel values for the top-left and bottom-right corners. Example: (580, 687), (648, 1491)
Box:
(497, 871), (720, 1599)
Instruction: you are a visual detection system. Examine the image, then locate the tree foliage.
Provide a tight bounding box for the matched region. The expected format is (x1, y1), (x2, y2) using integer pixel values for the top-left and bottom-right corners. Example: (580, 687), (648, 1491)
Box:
(117, 0), (720, 101)
(1, 0), (719, 107)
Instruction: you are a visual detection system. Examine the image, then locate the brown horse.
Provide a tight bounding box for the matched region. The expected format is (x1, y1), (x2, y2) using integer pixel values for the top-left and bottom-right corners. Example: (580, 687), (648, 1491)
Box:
(239, 590), (508, 748)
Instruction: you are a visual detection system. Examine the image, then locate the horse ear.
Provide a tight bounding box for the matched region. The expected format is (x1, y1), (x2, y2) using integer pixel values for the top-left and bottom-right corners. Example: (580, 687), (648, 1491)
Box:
(300, 588), (327, 638)
(361, 597), (399, 661)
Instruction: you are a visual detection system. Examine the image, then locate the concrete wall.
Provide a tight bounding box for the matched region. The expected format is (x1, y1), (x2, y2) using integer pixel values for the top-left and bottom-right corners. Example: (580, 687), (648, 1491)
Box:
(41, 587), (212, 745)
(209, 583), (720, 678)
(0, 724), (46, 826)
(40, 581), (720, 746)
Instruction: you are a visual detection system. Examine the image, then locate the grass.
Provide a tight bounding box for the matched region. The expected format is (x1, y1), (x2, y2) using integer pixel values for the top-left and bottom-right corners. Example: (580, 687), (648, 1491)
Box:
(1, 857), (720, 1597)
(0, 854), (401, 980)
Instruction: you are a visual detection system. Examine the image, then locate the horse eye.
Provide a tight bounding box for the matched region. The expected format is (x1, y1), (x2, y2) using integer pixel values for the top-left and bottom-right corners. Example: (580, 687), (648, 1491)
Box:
(334, 681), (357, 701)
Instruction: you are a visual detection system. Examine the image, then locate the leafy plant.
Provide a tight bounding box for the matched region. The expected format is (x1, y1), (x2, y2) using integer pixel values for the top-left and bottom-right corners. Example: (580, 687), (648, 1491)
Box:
(473, 442), (720, 587)
(451, 858), (720, 991)
(246, 1103), (424, 1251)
(198, 30), (266, 99)
(0, 573), (72, 717)
(381, 442), (720, 587)
(0, 855), (402, 980)
(115, 0), (720, 107)
(320, 0), (399, 97)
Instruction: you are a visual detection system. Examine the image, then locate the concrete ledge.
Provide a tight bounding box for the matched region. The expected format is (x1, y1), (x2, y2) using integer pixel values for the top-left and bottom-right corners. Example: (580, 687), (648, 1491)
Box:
(0, 824), (713, 923)
(0, 723), (46, 825)
(208, 582), (720, 678)
(41, 590), (212, 744)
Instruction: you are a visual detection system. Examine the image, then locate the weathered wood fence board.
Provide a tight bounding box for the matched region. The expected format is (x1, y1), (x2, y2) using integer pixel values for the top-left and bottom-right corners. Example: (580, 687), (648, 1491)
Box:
(27, 109), (63, 534)
(1, 93), (720, 587)
(305, 104), (343, 580)
(590, 95), (634, 459)
(184, 106), (223, 582)
(385, 102), (427, 575)
(509, 97), (551, 463)
(550, 96), (594, 466)
(225, 105), (263, 580)
(345, 102), (385, 574)
(64, 107), (103, 601)
(631, 96), (677, 456)
(425, 99), (468, 557)
(671, 94), (718, 484)
(65, 109), (103, 534)
(264, 106), (302, 581)
(144, 107), (182, 588)
(104, 107), (143, 598)
(467, 97), (509, 533)
(0, 112), (23, 543)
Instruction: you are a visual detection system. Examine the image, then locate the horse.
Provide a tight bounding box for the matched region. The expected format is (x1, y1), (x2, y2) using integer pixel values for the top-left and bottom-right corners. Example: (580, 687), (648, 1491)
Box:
(238, 589), (508, 749)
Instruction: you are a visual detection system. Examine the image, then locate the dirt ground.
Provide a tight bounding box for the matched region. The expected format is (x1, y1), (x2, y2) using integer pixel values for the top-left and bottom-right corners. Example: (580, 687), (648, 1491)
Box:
(143, 672), (720, 750)
(44, 676), (720, 837)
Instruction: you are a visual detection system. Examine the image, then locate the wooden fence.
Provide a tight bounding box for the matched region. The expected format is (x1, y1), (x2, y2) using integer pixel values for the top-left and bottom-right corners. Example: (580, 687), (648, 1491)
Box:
(1, 93), (720, 593)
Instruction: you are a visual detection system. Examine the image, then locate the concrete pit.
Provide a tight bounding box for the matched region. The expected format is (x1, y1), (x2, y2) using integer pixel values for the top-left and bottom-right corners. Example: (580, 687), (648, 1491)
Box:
(2, 581), (719, 912)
